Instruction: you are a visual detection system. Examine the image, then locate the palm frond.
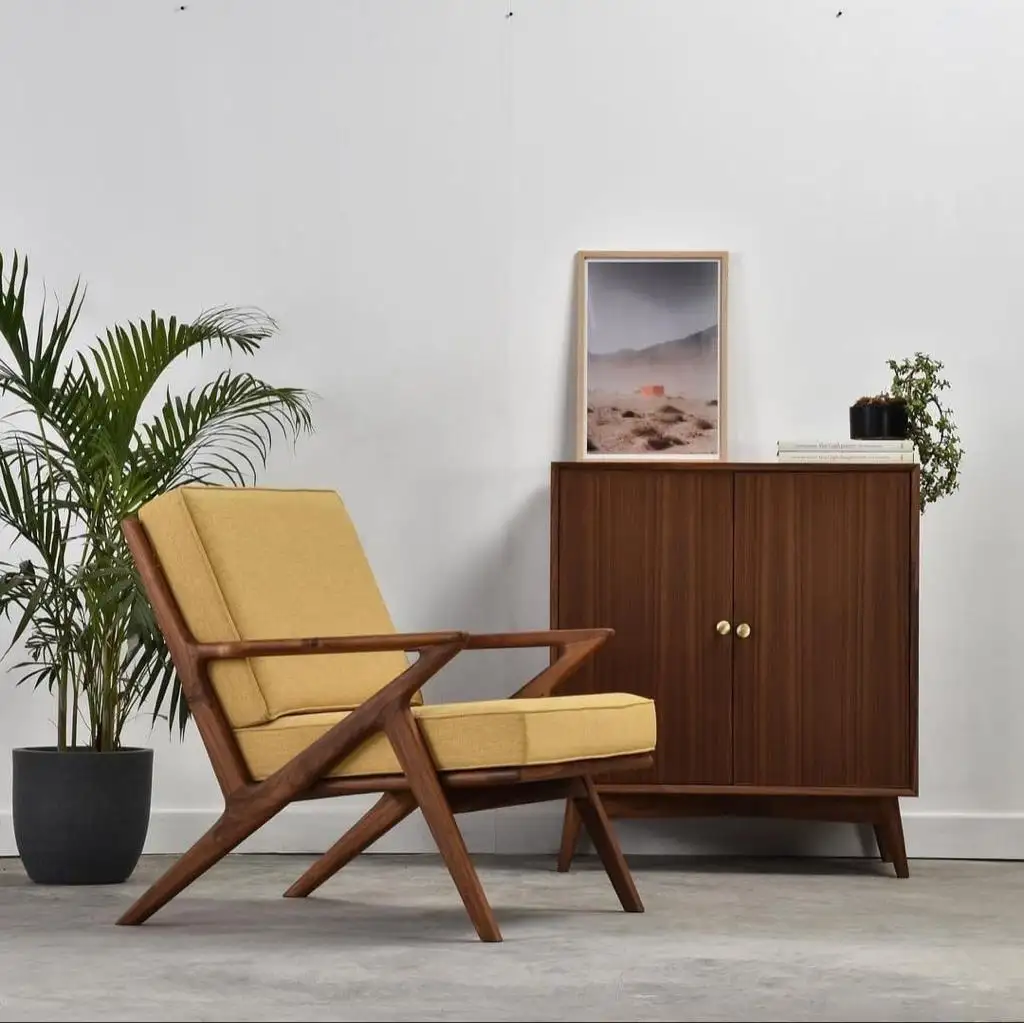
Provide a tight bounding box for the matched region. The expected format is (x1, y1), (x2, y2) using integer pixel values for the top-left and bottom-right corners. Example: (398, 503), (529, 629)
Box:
(0, 251), (29, 354)
(131, 370), (314, 496)
(0, 442), (75, 572)
(124, 627), (183, 736)
(0, 250), (85, 412)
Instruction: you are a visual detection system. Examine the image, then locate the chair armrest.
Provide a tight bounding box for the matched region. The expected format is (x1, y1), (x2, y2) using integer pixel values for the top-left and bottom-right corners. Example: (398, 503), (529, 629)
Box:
(465, 628), (613, 650)
(195, 630), (468, 662)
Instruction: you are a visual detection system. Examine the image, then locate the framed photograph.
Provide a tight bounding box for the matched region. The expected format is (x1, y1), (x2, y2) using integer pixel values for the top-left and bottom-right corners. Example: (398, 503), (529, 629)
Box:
(575, 250), (728, 461)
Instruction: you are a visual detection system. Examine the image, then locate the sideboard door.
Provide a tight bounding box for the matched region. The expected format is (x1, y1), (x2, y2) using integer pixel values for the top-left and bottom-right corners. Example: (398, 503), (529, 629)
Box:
(731, 470), (914, 790)
(552, 467), (734, 786)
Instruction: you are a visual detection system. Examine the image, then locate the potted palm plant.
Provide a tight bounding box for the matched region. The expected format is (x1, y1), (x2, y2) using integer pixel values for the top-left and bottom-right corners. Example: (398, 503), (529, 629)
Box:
(0, 250), (314, 884)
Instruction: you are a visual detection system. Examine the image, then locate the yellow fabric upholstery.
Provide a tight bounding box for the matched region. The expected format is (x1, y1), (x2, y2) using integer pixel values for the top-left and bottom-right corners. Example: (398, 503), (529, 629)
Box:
(138, 487), (411, 727)
(235, 693), (657, 780)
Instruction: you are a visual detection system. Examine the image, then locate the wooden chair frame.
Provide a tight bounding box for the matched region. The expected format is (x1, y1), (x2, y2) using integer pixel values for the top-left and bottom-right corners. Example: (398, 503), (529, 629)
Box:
(118, 517), (651, 942)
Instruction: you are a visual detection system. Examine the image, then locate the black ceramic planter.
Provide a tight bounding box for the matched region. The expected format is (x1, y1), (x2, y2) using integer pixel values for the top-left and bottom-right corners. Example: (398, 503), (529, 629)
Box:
(12, 746), (153, 885)
(849, 400), (910, 440)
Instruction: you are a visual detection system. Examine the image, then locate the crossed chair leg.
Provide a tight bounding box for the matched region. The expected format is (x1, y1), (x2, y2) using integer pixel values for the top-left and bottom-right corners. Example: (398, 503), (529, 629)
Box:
(118, 703), (643, 943)
(285, 778), (642, 942)
(284, 711), (643, 942)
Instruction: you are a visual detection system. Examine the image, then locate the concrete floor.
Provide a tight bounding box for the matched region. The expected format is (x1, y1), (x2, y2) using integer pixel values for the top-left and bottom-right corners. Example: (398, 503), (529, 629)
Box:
(1, 853), (1023, 1022)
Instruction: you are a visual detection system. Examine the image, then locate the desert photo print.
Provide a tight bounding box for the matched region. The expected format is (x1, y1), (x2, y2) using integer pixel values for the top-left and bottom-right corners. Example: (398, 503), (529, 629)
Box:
(577, 252), (726, 460)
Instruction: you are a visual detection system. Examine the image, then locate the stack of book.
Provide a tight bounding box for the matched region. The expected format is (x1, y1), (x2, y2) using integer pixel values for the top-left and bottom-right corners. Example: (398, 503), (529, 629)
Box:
(776, 439), (918, 463)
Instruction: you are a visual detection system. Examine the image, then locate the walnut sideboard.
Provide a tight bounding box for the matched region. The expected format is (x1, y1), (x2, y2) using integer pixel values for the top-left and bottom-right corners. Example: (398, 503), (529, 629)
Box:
(551, 461), (919, 877)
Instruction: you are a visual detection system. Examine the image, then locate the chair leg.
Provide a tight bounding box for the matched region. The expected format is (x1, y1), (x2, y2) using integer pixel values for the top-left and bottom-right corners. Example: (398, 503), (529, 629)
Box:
(572, 776), (644, 913)
(284, 792), (416, 898)
(385, 709), (502, 942)
(117, 805), (265, 925)
(557, 798), (583, 873)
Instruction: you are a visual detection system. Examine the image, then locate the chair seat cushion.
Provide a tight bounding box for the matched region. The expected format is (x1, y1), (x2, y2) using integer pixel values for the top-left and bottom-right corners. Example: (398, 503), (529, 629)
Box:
(234, 693), (656, 780)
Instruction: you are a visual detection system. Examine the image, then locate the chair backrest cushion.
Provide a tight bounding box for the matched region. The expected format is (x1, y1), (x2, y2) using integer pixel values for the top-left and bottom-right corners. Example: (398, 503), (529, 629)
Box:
(138, 486), (411, 727)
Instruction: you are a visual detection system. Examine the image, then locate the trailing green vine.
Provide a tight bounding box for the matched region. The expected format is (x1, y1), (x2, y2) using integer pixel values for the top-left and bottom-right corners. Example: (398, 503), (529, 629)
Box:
(885, 352), (963, 512)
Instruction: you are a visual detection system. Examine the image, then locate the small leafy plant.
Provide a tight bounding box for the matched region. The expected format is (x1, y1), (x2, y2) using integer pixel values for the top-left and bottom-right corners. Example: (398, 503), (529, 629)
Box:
(853, 393), (904, 407)
(886, 352), (963, 511)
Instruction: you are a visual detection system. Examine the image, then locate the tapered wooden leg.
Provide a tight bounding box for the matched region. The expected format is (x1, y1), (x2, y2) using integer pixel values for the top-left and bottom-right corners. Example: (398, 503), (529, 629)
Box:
(572, 777), (643, 913)
(385, 710), (502, 942)
(284, 792), (417, 898)
(873, 823), (892, 862)
(557, 798), (583, 873)
(117, 807), (264, 925)
(877, 797), (909, 878)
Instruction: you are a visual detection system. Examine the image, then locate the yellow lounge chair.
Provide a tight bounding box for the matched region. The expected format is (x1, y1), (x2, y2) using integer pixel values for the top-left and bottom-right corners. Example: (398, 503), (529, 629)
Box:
(118, 486), (657, 942)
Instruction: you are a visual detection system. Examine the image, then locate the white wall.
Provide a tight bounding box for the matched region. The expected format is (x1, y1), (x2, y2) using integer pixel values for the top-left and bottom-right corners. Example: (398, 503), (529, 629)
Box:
(2, 0), (1022, 861)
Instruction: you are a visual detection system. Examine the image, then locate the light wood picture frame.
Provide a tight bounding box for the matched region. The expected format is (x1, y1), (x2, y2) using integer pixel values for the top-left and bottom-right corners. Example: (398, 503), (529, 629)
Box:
(575, 250), (728, 461)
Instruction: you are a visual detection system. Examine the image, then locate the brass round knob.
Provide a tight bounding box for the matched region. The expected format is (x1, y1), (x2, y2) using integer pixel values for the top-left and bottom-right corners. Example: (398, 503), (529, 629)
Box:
(736, 623), (751, 639)
(716, 620), (731, 636)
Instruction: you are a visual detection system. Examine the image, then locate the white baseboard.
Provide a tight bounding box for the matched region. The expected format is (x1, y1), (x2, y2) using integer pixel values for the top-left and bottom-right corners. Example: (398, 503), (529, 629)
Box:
(3, 803), (1023, 860)
(141, 799), (499, 855)
(495, 803), (1024, 861)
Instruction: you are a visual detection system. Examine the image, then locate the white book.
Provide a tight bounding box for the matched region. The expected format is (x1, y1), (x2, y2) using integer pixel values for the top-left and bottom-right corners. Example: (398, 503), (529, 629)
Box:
(777, 439), (914, 452)
(777, 451), (917, 463)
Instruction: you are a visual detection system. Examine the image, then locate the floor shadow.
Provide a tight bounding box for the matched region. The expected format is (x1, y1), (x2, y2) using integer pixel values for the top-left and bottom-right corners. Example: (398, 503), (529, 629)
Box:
(379, 851), (897, 879)
(93, 896), (613, 946)
(564, 853), (896, 878)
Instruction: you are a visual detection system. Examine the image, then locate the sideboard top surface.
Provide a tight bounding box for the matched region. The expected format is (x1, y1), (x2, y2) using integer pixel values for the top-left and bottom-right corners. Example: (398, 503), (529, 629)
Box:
(552, 460), (919, 473)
